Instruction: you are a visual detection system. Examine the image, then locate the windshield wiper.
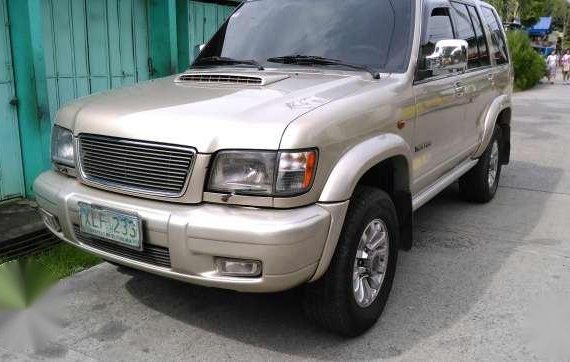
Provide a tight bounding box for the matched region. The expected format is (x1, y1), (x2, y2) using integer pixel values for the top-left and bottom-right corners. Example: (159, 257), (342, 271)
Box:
(193, 56), (265, 71)
(267, 55), (380, 79)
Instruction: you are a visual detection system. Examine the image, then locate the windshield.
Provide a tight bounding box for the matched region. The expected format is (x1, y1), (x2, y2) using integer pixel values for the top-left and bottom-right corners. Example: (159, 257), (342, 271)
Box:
(195, 0), (415, 73)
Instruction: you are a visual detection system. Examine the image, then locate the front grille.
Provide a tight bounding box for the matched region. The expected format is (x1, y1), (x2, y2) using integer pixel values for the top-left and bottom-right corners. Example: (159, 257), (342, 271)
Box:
(73, 225), (171, 268)
(177, 74), (262, 85)
(79, 135), (195, 196)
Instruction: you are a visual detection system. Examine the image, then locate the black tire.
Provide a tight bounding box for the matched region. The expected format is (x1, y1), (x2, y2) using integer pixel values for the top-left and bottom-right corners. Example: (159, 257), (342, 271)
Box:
(459, 126), (503, 203)
(303, 186), (399, 337)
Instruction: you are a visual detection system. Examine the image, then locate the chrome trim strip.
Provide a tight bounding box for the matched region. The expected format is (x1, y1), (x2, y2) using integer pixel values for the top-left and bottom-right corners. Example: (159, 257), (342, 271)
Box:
(412, 158), (478, 211)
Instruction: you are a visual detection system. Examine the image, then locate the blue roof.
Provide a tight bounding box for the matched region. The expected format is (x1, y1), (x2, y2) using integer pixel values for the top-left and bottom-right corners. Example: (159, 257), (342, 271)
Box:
(528, 17), (552, 36)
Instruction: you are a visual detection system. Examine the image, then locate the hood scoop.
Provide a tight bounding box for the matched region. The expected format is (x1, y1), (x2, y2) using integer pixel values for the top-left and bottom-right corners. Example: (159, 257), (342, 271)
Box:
(175, 72), (289, 86)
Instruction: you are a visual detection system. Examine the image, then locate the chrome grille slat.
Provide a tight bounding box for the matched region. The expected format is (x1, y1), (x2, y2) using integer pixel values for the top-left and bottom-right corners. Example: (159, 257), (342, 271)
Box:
(79, 134), (195, 197)
(83, 151), (189, 169)
(82, 166), (187, 185)
(81, 137), (193, 156)
(81, 141), (193, 161)
(82, 156), (188, 177)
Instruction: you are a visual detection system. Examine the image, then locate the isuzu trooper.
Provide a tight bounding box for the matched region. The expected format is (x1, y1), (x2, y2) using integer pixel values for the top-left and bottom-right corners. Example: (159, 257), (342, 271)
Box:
(36, 0), (512, 336)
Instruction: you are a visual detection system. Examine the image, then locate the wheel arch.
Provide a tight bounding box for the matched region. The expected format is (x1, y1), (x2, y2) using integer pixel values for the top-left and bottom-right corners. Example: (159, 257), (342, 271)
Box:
(310, 135), (414, 282)
(319, 134), (413, 203)
(474, 95), (511, 163)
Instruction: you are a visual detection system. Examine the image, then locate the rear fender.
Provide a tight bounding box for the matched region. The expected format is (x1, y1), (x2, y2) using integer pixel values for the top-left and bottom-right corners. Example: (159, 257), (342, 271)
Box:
(473, 95), (511, 159)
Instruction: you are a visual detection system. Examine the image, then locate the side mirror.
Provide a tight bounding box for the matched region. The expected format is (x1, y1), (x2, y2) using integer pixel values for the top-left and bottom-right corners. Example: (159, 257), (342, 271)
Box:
(425, 39), (468, 74)
(193, 44), (206, 58)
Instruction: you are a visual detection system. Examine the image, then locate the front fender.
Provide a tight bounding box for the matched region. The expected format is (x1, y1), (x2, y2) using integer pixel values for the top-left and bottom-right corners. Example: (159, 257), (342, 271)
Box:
(473, 94), (511, 159)
(319, 134), (413, 202)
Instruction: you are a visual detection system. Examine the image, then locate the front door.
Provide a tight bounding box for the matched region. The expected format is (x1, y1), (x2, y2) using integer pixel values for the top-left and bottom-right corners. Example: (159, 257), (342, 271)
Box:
(0, 0), (24, 201)
(412, 4), (471, 194)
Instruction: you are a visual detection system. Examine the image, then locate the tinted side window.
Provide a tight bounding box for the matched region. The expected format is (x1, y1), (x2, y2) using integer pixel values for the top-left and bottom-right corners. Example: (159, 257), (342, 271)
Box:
(481, 7), (509, 64)
(467, 5), (490, 67)
(417, 8), (455, 81)
(450, 2), (479, 69)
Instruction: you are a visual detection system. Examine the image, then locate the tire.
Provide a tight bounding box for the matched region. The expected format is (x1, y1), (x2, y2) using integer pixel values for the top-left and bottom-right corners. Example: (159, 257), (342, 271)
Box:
(459, 126), (503, 203)
(303, 186), (399, 337)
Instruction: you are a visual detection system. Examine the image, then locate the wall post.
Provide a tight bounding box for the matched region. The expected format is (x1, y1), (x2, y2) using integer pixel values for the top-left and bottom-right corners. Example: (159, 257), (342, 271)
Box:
(176, 0), (190, 72)
(148, 0), (178, 77)
(7, 0), (50, 198)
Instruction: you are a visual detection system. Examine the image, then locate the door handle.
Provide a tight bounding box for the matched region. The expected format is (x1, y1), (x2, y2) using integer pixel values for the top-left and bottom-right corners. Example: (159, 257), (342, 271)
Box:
(454, 82), (465, 97)
(488, 73), (496, 86)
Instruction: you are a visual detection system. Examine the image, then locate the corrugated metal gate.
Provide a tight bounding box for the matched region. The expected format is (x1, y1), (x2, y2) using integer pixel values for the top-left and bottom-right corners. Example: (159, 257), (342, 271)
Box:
(188, 0), (236, 61)
(42, 0), (150, 122)
(0, 0), (24, 201)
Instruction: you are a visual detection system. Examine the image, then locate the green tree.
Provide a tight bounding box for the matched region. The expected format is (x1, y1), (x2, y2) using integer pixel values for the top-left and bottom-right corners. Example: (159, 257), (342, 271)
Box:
(518, 0), (547, 25)
(507, 30), (546, 90)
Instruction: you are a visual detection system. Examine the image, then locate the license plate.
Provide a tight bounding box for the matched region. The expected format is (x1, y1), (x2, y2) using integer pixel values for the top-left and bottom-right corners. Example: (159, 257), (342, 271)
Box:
(79, 203), (142, 250)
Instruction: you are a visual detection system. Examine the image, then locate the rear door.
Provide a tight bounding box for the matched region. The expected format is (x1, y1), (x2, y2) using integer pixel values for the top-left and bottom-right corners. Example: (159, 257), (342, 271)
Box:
(480, 6), (511, 97)
(449, 1), (494, 149)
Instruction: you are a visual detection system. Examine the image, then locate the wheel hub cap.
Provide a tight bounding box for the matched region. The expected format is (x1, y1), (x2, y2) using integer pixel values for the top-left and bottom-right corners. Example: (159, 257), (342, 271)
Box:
(352, 219), (389, 308)
(488, 140), (500, 188)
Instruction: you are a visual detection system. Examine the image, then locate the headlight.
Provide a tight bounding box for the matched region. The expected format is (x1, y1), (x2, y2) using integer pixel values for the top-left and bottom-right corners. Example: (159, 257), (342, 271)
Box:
(208, 149), (318, 196)
(51, 125), (75, 167)
(209, 151), (275, 195)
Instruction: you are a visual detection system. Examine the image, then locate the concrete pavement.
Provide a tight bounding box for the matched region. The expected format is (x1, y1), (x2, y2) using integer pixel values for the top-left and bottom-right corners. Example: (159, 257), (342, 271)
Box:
(2, 84), (570, 360)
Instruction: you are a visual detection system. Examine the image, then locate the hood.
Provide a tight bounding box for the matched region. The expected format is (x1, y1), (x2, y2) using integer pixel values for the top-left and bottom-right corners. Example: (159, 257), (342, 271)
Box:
(57, 70), (369, 152)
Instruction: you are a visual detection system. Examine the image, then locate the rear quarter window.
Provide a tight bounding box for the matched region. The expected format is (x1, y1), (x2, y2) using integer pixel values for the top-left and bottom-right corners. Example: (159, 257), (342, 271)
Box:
(481, 7), (509, 65)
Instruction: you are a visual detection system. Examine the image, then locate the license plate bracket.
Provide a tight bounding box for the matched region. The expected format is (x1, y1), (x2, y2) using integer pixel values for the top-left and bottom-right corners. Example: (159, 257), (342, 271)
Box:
(79, 202), (143, 251)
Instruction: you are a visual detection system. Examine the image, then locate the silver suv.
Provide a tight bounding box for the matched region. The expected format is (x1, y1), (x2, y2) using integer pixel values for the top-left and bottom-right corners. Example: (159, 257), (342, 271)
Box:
(36, 0), (512, 336)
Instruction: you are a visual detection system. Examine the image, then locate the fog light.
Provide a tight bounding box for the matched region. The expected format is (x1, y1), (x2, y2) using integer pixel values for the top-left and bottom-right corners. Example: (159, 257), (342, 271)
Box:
(215, 258), (262, 277)
(39, 209), (61, 233)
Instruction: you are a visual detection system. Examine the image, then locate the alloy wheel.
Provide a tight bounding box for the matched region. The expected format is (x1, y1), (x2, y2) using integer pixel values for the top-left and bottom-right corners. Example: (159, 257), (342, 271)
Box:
(352, 219), (389, 308)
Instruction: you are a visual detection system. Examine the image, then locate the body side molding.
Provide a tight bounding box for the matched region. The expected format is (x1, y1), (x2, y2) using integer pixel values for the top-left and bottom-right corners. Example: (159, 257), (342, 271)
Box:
(412, 158), (478, 211)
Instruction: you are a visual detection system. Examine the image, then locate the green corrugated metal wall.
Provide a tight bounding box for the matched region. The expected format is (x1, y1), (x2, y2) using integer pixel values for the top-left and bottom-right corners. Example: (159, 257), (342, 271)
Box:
(0, 0), (24, 201)
(42, 0), (150, 123)
(188, 0), (235, 62)
(1, 0), (239, 200)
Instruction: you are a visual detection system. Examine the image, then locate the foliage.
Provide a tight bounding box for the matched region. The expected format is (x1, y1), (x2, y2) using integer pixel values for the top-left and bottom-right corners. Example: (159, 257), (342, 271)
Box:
(31, 243), (101, 281)
(507, 31), (546, 90)
(488, 0), (569, 27)
(0, 244), (100, 310)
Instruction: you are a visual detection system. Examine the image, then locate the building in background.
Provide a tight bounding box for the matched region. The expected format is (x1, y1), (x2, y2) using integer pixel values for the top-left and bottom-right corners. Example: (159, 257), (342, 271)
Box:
(0, 0), (240, 202)
(528, 16), (557, 56)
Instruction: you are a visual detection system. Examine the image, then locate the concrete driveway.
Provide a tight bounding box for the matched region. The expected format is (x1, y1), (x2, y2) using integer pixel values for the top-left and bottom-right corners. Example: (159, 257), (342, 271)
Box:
(2, 84), (570, 361)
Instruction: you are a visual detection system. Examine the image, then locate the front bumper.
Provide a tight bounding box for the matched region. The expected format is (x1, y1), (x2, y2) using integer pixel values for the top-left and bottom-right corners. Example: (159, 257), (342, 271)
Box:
(34, 171), (348, 292)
